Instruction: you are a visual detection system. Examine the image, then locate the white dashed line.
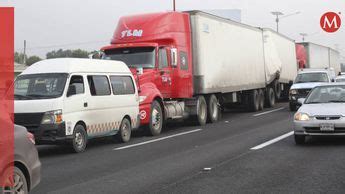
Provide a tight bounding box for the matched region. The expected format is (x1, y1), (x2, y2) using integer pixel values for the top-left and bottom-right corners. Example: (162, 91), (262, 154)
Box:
(251, 131), (294, 150)
(253, 107), (285, 117)
(114, 129), (203, 151)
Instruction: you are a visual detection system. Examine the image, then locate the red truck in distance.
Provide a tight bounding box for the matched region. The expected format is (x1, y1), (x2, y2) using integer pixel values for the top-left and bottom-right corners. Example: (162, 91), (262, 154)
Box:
(101, 11), (298, 136)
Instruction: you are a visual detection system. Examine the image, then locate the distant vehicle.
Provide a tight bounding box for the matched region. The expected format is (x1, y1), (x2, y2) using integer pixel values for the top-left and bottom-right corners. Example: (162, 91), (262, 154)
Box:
(336, 75), (345, 82)
(101, 11), (298, 135)
(1, 124), (41, 194)
(289, 69), (335, 111)
(294, 84), (345, 144)
(14, 58), (140, 153)
(297, 42), (341, 75)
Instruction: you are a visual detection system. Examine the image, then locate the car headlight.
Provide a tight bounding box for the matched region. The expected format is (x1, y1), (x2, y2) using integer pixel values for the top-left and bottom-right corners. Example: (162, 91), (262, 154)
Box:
(290, 89), (297, 95)
(41, 110), (63, 124)
(139, 96), (147, 103)
(294, 112), (310, 121)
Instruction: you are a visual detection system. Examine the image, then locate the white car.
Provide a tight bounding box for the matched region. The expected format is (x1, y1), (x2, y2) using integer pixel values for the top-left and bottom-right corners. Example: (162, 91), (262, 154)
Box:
(14, 58), (140, 153)
(336, 75), (345, 82)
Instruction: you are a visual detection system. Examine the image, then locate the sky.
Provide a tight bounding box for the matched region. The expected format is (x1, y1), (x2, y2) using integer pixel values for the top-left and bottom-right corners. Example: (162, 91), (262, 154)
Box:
(1, 0), (344, 59)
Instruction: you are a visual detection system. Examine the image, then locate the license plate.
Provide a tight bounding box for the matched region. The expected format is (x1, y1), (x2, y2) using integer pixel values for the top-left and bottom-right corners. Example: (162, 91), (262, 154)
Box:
(320, 124), (335, 131)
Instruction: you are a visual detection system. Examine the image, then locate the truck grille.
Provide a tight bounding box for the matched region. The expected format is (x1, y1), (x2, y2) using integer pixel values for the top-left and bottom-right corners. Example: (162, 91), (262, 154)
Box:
(14, 113), (44, 130)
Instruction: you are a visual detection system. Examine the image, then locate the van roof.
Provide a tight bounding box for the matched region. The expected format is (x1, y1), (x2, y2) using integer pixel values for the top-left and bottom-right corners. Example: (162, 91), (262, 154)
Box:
(22, 58), (131, 75)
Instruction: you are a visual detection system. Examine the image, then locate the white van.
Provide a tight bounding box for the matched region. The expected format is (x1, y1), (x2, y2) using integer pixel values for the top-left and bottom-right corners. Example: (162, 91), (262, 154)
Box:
(14, 58), (140, 153)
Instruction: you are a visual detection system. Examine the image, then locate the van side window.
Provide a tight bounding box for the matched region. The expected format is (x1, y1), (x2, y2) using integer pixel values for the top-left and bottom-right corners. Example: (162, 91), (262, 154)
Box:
(110, 76), (135, 95)
(180, 51), (188, 70)
(158, 48), (168, 69)
(68, 75), (84, 95)
(87, 75), (111, 96)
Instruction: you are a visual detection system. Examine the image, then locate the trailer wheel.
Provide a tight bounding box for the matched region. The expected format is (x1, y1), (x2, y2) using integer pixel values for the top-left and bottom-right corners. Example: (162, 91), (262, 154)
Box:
(196, 96), (207, 126)
(258, 89), (265, 111)
(148, 100), (163, 136)
(72, 124), (88, 153)
(265, 87), (276, 108)
(248, 90), (260, 112)
(274, 80), (281, 100)
(117, 118), (132, 143)
(207, 94), (220, 123)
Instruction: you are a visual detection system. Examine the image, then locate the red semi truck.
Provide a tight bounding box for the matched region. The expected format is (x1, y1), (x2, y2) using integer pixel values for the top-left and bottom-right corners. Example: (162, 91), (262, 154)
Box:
(101, 11), (298, 135)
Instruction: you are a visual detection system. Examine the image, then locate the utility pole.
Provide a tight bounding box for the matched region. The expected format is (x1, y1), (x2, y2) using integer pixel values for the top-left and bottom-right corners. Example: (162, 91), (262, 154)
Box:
(23, 40), (27, 65)
(271, 11), (300, 33)
(173, 0), (176, 11)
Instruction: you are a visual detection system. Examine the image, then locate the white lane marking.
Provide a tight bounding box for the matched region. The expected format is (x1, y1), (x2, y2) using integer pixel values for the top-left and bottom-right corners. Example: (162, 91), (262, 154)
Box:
(251, 131), (293, 150)
(114, 129), (203, 151)
(253, 107), (285, 117)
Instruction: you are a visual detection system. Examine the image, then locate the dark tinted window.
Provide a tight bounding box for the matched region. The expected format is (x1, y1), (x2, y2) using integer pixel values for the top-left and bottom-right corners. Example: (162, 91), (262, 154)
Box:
(87, 75), (111, 96)
(159, 48), (168, 69)
(68, 75), (84, 95)
(110, 76), (135, 95)
(180, 51), (188, 70)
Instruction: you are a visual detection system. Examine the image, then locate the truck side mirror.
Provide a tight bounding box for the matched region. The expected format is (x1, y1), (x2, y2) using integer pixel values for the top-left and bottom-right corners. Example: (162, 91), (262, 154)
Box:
(171, 48), (178, 67)
(67, 85), (77, 97)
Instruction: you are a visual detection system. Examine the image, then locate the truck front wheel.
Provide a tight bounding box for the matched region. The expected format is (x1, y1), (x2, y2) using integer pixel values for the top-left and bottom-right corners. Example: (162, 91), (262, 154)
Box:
(148, 100), (163, 136)
(207, 94), (220, 123)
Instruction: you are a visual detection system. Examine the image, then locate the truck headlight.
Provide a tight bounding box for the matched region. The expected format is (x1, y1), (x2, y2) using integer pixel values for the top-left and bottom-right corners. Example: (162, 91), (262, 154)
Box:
(294, 112), (310, 121)
(290, 89), (297, 95)
(41, 110), (63, 124)
(139, 96), (147, 103)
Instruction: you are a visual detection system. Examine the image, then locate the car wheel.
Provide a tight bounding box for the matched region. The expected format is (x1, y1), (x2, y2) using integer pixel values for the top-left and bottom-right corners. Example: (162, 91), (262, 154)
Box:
(148, 100), (163, 136)
(207, 94), (220, 123)
(294, 134), (306, 145)
(2, 167), (29, 194)
(72, 125), (88, 153)
(265, 87), (276, 108)
(289, 102), (297, 112)
(117, 118), (132, 143)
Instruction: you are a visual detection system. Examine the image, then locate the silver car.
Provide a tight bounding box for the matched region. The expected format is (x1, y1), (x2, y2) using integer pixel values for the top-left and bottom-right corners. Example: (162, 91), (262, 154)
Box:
(0, 123), (41, 194)
(294, 84), (345, 144)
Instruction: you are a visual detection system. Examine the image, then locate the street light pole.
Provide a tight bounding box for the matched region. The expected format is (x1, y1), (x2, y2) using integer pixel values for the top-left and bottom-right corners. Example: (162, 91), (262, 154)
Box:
(271, 11), (300, 33)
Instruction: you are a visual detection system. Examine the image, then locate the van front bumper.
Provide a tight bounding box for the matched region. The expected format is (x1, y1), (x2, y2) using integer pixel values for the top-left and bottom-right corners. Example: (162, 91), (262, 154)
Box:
(27, 123), (73, 144)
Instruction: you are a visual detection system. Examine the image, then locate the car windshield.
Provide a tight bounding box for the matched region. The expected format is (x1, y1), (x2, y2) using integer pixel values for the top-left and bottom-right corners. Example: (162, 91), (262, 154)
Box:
(336, 78), (345, 82)
(102, 47), (155, 69)
(14, 73), (68, 100)
(295, 73), (329, 83)
(305, 85), (345, 104)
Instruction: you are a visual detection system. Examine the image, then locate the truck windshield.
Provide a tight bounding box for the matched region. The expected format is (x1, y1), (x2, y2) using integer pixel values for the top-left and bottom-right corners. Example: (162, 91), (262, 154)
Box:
(103, 47), (155, 69)
(14, 73), (68, 100)
(295, 73), (329, 83)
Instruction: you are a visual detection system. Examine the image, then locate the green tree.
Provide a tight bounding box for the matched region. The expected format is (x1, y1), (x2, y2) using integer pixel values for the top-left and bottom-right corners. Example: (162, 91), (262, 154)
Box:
(26, 55), (42, 66)
(46, 49), (90, 59)
(14, 52), (27, 64)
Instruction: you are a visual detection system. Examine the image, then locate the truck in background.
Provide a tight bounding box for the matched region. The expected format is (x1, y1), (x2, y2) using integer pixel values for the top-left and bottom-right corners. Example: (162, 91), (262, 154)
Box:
(101, 11), (298, 135)
(297, 42), (341, 75)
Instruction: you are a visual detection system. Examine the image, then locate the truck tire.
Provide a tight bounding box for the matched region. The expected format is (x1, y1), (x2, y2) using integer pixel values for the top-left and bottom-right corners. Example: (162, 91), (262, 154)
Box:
(148, 100), (163, 136)
(265, 87), (276, 108)
(258, 89), (265, 111)
(196, 95), (207, 126)
(72, 124), (88, 153)
(207, 94), (220, 123)
(274, 80), (281, 100)
(117, 118), (132, 143)
(248, 90), (260, 112)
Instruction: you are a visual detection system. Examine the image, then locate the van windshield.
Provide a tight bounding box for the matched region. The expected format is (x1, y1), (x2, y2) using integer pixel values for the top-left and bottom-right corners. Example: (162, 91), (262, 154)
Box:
(295, 73), (329, 83)
(14, 73), (68, 100)
(102, 47), (155, 69)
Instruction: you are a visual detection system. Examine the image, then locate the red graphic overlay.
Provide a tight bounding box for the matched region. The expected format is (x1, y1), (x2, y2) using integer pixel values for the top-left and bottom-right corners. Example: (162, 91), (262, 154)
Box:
(320, 12), (342, 33)
(0, 7), (14, 190)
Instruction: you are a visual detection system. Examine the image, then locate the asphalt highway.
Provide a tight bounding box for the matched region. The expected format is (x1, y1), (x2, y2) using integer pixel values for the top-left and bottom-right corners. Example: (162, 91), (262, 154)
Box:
(31, 102), (345, 194)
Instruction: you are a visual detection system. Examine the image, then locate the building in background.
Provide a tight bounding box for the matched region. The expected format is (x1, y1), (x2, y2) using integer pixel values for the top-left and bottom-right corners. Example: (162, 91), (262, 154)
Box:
(202, 9), (242, 22)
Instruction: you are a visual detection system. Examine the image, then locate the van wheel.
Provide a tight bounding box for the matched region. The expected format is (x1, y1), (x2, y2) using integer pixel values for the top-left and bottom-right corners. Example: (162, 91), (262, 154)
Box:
(148, 100), (163, 136)
(249, 90), (260, 112)
(117, 118), (132, 143)
(207, 94), (220, 123)
(2, 167), (28, 194)
(265, 87), (276, 108)
(196, 96), (207, 126)
(72, 125), (87, 153)
(258, 89), (265, 111)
